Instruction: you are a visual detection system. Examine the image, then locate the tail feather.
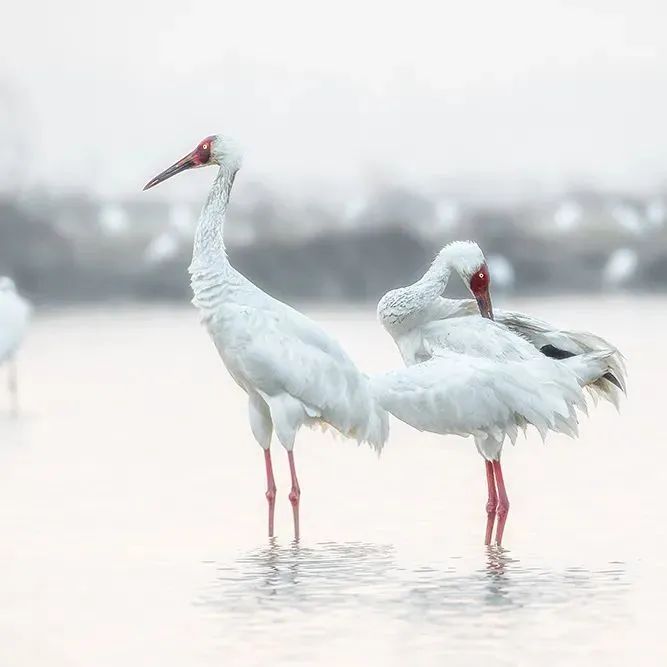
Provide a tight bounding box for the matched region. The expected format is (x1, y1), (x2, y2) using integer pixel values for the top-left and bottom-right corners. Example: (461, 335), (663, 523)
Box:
(603, 371), (623, 391)
(363, 399), (391, 454)
(372, 353), (589, 452)
(499, 309), (627, 403)
(562, 348), (625, 410)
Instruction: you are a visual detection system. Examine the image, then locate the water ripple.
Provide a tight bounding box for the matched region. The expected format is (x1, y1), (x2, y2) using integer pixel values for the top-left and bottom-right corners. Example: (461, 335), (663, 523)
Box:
(197, 541), (628, 623)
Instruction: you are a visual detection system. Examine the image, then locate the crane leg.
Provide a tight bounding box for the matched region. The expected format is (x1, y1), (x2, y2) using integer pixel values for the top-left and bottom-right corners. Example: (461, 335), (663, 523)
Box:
(287, 450), (301, 541)
(492, 459), (510, 546)
(263, 449), (277, 538)
(8, 358), (18, 418)
(484, 460), (497, 546)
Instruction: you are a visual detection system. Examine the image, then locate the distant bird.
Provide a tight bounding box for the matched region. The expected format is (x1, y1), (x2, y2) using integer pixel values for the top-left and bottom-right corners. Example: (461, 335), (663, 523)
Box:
(0, 277), (31, 416)
(376, 241), (624, 545)
(486, 254), (515, 292)
(143, 230), (181, 265)
(143, 135), (388, 539)
(603, 248), (638, 289)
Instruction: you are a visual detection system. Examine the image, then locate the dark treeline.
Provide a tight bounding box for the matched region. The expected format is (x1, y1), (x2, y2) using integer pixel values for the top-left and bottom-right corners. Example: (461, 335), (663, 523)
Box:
(2, 185), (667, 304)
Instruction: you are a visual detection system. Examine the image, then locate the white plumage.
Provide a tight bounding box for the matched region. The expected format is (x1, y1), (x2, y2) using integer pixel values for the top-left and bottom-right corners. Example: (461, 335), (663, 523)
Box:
(200, 282), (389, 451)
(373, 354), (579, 450)
(0, 277), (31, 415)
(144, 135), (388, 539)
(379, 241), (625, 409)
(376, 240), (624, 545)
(372, 348), (616, 460)
(411, 308), (626, 409)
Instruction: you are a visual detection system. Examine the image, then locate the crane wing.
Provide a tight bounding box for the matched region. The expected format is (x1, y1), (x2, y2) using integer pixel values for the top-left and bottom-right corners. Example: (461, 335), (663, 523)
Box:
(417, 299), (626, 401)
(416, 315), (540, 363)
(493, 309), (627, 398)
(371, 352), (586, 444)
(220, 301), (388, 451)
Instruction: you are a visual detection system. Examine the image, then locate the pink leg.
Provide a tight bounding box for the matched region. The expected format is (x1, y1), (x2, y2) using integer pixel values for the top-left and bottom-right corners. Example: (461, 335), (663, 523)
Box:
(484, 461), (497, 546)
(287, 450), (301, 540)
(264, 449), (277, 537)
(492, 459), (510, 545)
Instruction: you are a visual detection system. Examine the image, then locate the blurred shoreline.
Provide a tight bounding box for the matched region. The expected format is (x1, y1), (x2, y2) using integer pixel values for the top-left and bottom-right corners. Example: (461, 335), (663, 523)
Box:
(2, 183), (666, 304)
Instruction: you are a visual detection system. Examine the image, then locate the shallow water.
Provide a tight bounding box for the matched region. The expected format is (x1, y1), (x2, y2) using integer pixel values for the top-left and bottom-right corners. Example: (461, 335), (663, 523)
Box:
(0, 296), (663, 665)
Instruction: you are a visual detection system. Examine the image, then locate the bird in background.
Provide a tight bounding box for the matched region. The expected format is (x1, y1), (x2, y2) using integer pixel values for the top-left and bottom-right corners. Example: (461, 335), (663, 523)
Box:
(143, 135), (388, 540)
(0, 277), (31, 417)
(374, 241), (625, 545)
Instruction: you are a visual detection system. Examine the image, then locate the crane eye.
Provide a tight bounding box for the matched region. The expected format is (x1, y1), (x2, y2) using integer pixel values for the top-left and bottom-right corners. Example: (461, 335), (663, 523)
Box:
(202, 143), (208, 150)
(479, 272), (484, 279)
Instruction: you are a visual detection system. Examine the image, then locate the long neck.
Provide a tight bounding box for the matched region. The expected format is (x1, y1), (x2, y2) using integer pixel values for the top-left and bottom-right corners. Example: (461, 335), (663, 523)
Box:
(190, 165), (236, 271)
(414, 259), (452, 300)
(377, 259), (452, 331)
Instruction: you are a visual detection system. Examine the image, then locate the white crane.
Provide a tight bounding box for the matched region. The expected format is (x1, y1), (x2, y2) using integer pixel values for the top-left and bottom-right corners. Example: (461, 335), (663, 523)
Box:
(143, 135), (388, 540)
(0, 277), (31, 416)
(376, 241), (625, 545)
(401, 242), (626, 404)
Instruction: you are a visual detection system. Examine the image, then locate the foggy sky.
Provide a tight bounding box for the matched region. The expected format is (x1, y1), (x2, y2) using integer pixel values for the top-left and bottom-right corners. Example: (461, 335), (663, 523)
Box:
(2, 0), (667, 198)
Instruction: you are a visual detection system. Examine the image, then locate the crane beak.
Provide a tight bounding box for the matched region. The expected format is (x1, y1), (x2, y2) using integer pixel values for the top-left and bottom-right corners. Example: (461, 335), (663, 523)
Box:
(143, 150), (198, 190)
(475, 288), (494, 320)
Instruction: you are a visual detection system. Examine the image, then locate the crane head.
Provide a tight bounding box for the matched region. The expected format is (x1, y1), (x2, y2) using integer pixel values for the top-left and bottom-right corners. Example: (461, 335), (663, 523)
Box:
(468, 263), (493, 320)
(435, 241), (494, 320)
(143, 135), (242, 190)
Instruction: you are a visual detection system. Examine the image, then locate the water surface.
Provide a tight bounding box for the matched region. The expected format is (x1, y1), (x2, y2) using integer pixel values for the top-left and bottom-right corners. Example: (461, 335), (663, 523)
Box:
(0, 296), (663, 665)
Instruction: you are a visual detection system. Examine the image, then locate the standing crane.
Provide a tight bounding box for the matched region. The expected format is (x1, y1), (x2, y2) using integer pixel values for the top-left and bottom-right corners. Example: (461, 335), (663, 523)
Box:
(143, 135), (388, 539)
(375, 241), (624, 545)
(0, 277), (31, 417)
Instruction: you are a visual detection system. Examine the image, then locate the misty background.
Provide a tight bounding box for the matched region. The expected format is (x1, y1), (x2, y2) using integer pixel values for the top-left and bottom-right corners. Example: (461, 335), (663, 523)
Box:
(2, 0), (667, 302)
(2, 6), (667, 664)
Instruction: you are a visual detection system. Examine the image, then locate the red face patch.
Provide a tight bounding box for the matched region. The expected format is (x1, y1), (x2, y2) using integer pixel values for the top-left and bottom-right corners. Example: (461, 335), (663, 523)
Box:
(194, 136), (214, 165)
(469, 263), (490, 295)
